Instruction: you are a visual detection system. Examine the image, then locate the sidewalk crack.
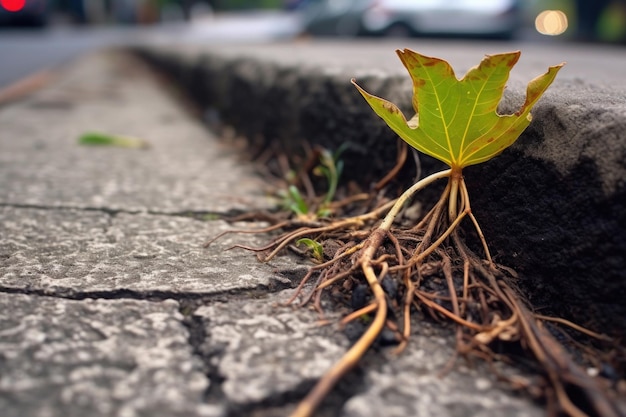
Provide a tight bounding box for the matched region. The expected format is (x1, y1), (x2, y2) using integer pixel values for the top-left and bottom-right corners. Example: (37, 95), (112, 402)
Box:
(0, 202), (248, 221)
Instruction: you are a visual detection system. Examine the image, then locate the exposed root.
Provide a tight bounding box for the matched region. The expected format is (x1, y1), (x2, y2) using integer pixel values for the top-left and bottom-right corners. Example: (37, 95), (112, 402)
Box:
(206, 167), (623, 417)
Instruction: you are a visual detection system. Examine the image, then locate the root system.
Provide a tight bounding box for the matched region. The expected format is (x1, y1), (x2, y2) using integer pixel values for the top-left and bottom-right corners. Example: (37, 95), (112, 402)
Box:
(206, 145), (624, 417)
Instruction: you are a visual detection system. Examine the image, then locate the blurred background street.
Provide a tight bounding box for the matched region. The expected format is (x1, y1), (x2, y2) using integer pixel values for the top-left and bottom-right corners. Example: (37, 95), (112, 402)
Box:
(1, 0), (625, 88)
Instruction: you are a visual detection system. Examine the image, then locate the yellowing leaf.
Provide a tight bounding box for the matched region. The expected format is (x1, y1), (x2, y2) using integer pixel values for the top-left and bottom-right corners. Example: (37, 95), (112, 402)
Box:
(352, 49), (564, 170)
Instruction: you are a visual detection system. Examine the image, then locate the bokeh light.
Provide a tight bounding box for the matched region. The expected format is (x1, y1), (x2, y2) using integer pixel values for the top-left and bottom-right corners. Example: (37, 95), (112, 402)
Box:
(535, 10), (569, 36)
(1, 0), (26, 12)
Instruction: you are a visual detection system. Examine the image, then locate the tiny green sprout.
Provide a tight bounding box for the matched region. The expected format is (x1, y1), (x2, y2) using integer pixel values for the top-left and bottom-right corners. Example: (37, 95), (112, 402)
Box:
(296, 238), (324, 262)
(314, 145), (347, 205)
(282, 145), (347, 221)
(286, 185), (310, 218)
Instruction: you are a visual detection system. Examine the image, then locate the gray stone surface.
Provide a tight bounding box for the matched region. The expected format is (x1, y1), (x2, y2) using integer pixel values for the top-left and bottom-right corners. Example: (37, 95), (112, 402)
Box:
(344, 348), (537, 417)
(196, 291), (347, 410)
(134, 40), (626, 337)
(193, 289), (541, 417)
(0, 293), (221, 417)
(0, 206), (296, 296)
(0, 50), (271, 214)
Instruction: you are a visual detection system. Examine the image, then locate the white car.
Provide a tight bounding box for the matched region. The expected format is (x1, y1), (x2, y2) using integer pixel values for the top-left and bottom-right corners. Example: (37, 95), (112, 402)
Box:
(301, 0), (521, 39)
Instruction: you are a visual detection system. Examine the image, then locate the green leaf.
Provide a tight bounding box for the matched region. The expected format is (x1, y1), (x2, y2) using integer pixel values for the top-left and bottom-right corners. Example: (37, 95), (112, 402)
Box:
(78, 132), (150, 149)
(287, 185), (309, 216)
(296, 238), (324, 262)
(352, 49), (564, 170)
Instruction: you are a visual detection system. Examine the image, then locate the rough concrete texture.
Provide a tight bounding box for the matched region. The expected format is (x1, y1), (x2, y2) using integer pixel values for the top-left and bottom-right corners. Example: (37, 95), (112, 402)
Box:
(134, 40), (626, 337)
(194, 290), (541, 417)
(0, 293), (221, 417)
(0, 50), (272, 214)
(0, 206), (297, 296)
(0, 49), (548, 416)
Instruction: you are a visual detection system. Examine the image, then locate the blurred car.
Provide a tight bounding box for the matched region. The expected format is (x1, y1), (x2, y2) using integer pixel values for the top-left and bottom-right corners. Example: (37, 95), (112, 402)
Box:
(0, 0), (49, 26)
(301, 0), (522, 39)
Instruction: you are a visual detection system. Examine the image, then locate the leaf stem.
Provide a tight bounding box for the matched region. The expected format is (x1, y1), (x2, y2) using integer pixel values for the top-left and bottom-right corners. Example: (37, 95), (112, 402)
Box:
(380, 169), (451, 231)
(448, 172), (460, 223)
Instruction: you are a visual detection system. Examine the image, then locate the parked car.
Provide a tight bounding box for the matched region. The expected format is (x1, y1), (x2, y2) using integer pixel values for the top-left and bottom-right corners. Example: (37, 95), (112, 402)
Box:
(0, 0), (49, 26)
(301, 0), (521, 39)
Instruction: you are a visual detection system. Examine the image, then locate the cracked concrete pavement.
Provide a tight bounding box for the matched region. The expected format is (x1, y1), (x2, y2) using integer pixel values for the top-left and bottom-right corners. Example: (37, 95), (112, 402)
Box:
(0, 46), (612, 417)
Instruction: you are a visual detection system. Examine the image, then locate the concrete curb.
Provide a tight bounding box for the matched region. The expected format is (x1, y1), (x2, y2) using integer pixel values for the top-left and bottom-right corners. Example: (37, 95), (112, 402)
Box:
(133, 41), (626, 338)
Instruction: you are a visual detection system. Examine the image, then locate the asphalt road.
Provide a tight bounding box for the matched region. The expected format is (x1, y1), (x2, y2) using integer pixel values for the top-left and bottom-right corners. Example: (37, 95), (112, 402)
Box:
(0, 27), (134, 88)
(0, 12), (300, 89)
